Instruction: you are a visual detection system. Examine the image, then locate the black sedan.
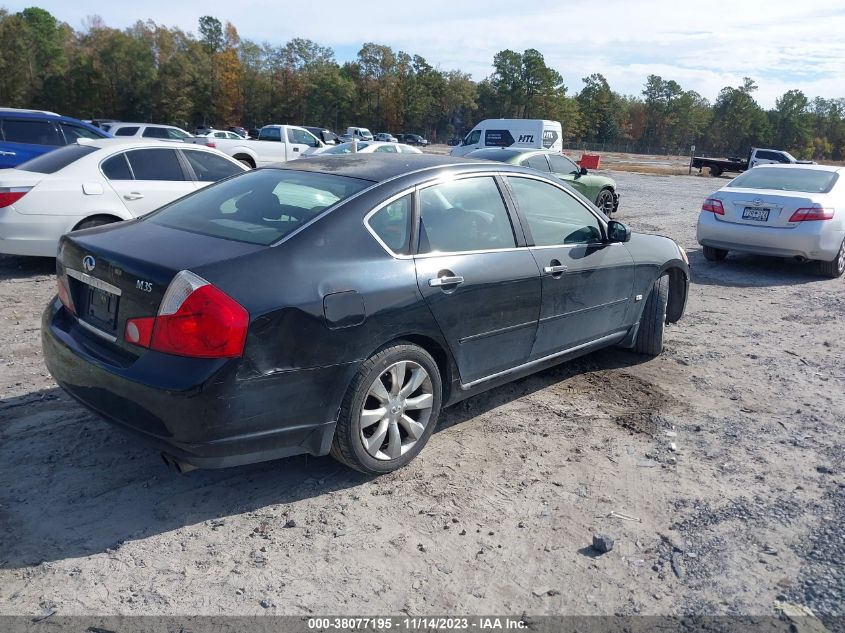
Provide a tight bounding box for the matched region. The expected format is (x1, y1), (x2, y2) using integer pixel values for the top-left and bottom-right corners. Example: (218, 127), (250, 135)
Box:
(42, 154), (689, 474)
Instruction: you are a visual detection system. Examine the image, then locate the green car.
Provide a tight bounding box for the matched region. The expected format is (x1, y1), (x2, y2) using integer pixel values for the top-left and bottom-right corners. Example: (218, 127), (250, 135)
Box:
(467, 148), (620, 215)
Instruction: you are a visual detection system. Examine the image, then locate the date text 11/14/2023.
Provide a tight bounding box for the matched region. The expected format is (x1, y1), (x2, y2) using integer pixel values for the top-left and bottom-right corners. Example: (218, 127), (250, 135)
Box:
(306, 617), (529, 630)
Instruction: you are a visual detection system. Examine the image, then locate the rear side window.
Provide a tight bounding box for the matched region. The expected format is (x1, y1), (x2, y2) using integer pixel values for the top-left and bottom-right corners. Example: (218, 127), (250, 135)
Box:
(149, 168), (371, 245)
(126, 148), (186, 181)
(114, 127), (139, 136)
(727, 168), (839, 194)
(368, 194), (412, 254)
(183, 150), (242, 182)
(60, 123), (102, 142)
(418, 177), (516, 254)
(101, 153), (133, 180)
(16, 144), (97, 174)
(1, 119), (62, 145)
(259, 127), (282, 142)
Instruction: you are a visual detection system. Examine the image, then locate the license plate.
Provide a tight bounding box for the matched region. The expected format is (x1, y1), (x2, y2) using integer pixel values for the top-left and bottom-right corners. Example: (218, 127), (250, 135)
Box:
(83, 286), (119, 331)
(742, 207), (770, 222)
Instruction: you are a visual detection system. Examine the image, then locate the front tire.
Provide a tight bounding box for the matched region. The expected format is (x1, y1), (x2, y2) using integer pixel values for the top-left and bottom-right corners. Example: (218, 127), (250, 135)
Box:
(819, 239), (845, 278)
(702, 245), (728, 261)
(331, 342), (442, 474)
(595, 188), (615, 216)
(633, 274), (669, 356)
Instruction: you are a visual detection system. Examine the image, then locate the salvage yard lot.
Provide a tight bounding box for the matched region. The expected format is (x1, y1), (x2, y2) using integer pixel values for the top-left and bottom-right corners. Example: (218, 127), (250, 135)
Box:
(0, 170), (842, 621)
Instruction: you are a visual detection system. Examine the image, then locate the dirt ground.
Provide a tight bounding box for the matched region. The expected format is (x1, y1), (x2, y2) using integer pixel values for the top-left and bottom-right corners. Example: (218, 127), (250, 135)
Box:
(0, 169), (843, 624)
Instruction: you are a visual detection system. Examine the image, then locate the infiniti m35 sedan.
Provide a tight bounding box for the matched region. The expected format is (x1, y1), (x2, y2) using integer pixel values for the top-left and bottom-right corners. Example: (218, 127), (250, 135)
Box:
(42, 154), (689, 474)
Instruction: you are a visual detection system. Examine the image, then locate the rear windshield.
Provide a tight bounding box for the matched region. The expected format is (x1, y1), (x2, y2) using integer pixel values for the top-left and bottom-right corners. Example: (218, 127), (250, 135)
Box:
(727, 168), (839, 194)
(16, 144), (97, 173)
(148, 168), (371, 245)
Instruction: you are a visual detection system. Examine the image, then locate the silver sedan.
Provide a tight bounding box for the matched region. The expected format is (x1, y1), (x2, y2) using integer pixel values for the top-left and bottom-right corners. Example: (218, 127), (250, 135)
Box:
(696, 164), (845, 277)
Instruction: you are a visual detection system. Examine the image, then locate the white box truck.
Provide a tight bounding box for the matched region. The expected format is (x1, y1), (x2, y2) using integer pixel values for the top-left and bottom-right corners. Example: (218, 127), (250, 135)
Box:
(450, 119), (562, 157)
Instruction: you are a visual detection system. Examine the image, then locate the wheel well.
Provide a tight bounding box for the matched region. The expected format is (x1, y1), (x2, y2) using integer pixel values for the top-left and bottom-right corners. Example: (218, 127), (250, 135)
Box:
(385, 334), (454, 402)
(665, 267), (686, 323)
(72, 214), (123, 231)
(234, 154), (255, 168)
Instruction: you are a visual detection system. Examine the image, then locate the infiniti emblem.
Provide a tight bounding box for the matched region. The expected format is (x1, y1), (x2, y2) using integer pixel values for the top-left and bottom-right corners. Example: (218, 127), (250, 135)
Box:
(753, 198), (764, 207)
(82, 255), (96, 272)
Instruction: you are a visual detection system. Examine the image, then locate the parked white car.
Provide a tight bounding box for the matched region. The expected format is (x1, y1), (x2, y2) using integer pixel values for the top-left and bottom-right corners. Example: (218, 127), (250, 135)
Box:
(374, 132), (398, 142)
(316, 141), (423, 155)
(187, 124), (323, 168)
(0, 138), (247, 257)
(197, 130), (246, 140)
(101, 122), (193, 141)
(697, 164), (845, 277)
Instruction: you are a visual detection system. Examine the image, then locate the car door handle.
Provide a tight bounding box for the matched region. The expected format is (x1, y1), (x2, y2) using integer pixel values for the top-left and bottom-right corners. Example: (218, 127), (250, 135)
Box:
(543, 265), (568, 274)
(293, 147), (300, 152)
(123, 192), (144, 200)
(0, 150), (16, 156)
(428, 275), (464, 287)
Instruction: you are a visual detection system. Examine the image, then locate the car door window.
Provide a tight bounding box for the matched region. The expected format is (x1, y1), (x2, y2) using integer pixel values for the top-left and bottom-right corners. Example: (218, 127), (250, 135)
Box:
(142, 127), (169, 139)
(521, 155), (551, 173)
(374, 144), (397, 153)
(368, 194), (412, 254)
(547, 154), (580, 174)
(463, 130), (481, 146)
(166, 128), (190, 140)
(287, 128), (318, 146)
(60, 123), (102, 142)
(182, 150), (242, 182)
(508, 177), (602, 246)
(125, 148), (186, 181)
(114, 127), (139, 136)
(419, 177), (516, 254)
(101, 153), (133, 180)
(2, 119), (62, 145)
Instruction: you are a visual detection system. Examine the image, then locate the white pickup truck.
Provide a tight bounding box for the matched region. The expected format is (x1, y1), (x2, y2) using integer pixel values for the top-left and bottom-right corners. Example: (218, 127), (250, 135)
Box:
(188, 125), (324, 168)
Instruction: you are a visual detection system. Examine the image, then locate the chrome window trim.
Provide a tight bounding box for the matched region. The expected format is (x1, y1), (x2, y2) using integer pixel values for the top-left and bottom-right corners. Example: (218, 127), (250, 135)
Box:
(65, 268), (122, 296)
(363, 188), (416, 258)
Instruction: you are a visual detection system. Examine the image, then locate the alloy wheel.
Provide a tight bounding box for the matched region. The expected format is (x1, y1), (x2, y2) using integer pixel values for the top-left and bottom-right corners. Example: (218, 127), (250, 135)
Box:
(359, 361), (434, 461)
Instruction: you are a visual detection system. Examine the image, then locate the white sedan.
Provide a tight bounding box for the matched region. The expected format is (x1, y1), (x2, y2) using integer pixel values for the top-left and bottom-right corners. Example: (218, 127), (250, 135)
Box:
(0, 138), (247, 257)
(697, 164), (845, 277)
(315, 141), (423, 155)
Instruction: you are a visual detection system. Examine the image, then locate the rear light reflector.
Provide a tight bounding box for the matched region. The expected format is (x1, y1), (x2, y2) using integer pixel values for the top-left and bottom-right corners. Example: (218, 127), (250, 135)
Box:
(788, 207), (834, 222)
(57, 276), (75, 314)
(0, 187), (32, 208)
(701, 198), (725, 215)
(124, 270), (248, 358)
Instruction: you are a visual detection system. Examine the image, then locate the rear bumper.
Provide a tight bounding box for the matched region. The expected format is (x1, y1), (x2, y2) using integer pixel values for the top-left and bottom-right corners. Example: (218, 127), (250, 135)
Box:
(697, 212), (844, 260)
(42, 300), (353, 469)
(0, 207), (82, 257)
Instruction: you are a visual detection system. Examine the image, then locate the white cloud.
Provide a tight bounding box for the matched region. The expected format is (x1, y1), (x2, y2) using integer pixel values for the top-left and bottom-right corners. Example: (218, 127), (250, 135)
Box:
(6, 0), (845, 107)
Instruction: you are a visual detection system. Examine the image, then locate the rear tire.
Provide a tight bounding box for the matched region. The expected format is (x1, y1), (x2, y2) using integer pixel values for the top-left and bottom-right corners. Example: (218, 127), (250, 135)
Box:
(331, 342), (442, 474)
(819, 239), (845, 278)
(703, 245), (728, 261)
(73, 216), (120, 231)
(710, 166), (723, 177)
(633, 274), (669, 356)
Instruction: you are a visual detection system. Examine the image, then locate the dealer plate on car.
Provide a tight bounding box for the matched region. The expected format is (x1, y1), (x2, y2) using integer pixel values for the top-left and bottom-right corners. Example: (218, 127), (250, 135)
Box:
(742, 207), (770, 222)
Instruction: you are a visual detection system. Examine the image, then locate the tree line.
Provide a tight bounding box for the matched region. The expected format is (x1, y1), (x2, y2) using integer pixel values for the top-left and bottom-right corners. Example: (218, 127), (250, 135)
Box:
(1, 7), (844, 160)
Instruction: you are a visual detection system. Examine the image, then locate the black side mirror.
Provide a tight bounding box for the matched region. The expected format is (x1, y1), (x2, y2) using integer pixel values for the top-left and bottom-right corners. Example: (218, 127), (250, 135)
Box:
(607, 220), (631, 243)
(580, 166), (588, 176)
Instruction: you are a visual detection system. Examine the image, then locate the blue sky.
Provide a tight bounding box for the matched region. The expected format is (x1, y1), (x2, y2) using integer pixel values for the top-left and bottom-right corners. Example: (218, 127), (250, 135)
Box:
(4, 0), (845, 108)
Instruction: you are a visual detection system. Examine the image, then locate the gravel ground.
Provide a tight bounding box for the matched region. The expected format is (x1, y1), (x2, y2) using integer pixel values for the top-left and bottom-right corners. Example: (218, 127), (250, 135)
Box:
(0, 169), (843, 625)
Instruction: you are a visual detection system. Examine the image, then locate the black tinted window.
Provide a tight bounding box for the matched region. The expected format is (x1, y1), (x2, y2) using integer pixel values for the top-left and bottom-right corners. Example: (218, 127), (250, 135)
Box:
(521, 155), (551, 172)
(419, 177), (516, 253)
(149, 169), (371, 245)
(126, 148), (185, 181)
(368, 194), (412, 254)
(2, 119), (62, 145)
(183, 150), (242, 182)
(60, 123), (102, 142)
(259, 127), (282, 142)
(114, 127), (139, 136)
(16, 144), (97, 173)
(101, 153), (133, 180)
(142, 127), (169, 139)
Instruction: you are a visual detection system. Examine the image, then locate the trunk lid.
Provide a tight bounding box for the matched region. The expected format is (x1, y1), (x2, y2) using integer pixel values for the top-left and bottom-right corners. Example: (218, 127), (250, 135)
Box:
(57, 220), (265, 355)
(714, 188), (827, 229)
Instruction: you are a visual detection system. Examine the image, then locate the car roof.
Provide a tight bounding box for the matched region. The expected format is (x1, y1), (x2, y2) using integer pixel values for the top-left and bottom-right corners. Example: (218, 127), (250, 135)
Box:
(0, 109), (107, 131)
(273, 153), (488, 182)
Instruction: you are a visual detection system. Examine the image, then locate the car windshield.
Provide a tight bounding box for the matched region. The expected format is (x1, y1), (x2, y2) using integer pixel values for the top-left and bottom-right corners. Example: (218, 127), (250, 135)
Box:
(16, 144), (98, 174)
(148, 168), (371, 245)
(727, 168), (839, 194)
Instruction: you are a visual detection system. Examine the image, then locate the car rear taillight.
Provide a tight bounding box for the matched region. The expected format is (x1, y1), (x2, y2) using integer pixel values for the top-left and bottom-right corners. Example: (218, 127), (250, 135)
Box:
(701, 198), (725, 215)
(788, 207), (834, 222)
(56, 275), (75, 314)
(205, 141), (216, 149)
(0, 187), (32, 208)
(124, 270), (248, 358)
